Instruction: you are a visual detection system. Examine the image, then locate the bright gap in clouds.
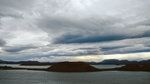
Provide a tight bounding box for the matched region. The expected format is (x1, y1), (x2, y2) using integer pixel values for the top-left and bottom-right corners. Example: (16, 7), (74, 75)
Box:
(0, 0), (150, 62)
(30, 52), (150, 62)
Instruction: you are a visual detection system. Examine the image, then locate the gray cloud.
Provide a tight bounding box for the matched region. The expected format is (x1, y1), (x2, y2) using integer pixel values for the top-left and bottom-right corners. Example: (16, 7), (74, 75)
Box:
(0, 0), (150, 61)
(3, 46), (38, 53)
(0, 39), (6, 46)
(53, 34), (124, 44)
(37, 11), (150, 44)
(0, 0), (35, 18)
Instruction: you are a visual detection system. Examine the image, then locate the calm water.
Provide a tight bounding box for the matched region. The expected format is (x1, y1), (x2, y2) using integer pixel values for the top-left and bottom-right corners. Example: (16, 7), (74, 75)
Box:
(0, 64), (150, 84)
(92, 65), (124, 69)
(0, 70), (150, 84)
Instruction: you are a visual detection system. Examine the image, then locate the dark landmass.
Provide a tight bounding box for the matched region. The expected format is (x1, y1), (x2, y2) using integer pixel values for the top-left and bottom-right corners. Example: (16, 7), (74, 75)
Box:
(0, 60), (55, 66)
(0, 62), (150, 72)
(0, 59), (150, 72)
(0, 66), (47, 71)
(46, 62), (150, 72)
(20, 62), (55, 66)
(87, 59), (150, 65)
(115, 64), (150, 72)
(0, 62), (100, 72)
(48, 62), (100, 72)
(99, 59), (150, 65)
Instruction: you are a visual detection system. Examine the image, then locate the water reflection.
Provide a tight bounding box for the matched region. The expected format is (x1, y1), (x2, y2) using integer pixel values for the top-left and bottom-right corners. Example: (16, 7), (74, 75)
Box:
(0, 70), (150, 84)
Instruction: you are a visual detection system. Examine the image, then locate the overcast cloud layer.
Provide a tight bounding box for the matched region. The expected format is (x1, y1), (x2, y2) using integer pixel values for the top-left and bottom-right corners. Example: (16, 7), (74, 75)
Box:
(0, 0), (150, 62)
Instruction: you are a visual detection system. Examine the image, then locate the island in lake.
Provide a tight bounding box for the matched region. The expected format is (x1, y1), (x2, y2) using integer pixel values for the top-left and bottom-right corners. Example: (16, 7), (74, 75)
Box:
(0, 61), (150, 72)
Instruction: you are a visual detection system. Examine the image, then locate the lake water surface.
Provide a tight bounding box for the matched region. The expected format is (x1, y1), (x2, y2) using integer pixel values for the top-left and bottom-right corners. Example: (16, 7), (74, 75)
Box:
(0, 64), (150, 84)
(0, 64), (123, 69)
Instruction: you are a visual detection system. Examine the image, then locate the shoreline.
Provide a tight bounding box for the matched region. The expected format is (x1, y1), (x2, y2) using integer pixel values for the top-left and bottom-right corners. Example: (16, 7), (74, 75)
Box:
(0, 64), (150, 72)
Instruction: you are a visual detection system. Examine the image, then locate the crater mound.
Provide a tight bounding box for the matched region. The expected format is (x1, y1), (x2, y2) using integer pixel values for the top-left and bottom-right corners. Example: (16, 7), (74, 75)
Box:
(48, 62), (100, 72)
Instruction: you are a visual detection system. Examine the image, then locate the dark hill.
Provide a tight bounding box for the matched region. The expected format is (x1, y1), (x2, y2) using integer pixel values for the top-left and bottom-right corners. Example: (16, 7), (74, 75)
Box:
(116, 64), (150, 72)
(48, 62), (100, 72)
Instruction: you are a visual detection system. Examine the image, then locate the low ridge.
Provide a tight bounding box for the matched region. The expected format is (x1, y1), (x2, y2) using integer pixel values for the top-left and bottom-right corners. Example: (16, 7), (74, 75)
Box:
(48, 62), (100, 72)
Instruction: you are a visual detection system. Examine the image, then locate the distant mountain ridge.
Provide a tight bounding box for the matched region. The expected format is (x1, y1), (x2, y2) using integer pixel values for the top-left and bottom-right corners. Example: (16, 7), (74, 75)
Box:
(0, 59), (150, 65)
(0, 59), (55, 65)
(100, 59), (137, 64)
(99, 59), (150, 64)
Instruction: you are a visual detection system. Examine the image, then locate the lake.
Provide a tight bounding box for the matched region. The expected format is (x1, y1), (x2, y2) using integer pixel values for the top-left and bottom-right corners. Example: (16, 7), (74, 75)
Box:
(0, 64), (123, 69)
(0, 64), (150, 84)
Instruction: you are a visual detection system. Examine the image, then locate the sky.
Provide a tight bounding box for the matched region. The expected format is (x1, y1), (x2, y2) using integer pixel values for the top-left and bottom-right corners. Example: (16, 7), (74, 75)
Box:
(0, 0), (150, 62)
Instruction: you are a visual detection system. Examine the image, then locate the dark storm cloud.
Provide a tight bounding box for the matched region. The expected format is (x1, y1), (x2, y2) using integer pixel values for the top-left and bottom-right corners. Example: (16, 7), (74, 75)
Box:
(53, 34), (125, 44)
(53, 32), (150, 44)
(125, 49), (150, 53)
